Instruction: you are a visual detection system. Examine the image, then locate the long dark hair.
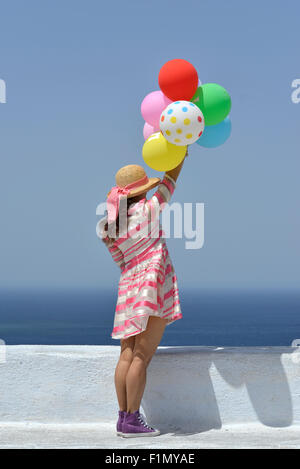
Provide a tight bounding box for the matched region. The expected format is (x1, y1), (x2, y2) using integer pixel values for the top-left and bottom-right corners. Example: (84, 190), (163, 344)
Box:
(102, 194), (143, 244)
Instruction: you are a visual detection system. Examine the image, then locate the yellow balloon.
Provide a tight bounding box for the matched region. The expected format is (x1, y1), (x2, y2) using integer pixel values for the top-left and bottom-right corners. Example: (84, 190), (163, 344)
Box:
(142, 132), (186, 171)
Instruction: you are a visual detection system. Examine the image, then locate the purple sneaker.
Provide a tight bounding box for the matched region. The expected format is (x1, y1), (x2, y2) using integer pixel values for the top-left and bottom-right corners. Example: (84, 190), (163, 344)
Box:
(116, 410), (125, 436)
(122, 410), (160, 438)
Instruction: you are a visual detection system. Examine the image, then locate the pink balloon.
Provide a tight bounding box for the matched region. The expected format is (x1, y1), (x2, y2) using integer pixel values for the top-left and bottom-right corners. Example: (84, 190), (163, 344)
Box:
(143, 122), (159, 140)
(141, 90), (172, 127)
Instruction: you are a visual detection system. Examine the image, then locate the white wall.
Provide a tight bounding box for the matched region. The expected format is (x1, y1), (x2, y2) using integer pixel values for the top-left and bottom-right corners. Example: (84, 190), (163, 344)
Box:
(0, 345), (299, 432)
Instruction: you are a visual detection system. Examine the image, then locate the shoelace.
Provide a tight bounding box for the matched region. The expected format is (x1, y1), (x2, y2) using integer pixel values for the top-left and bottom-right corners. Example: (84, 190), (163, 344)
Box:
(137, 413), (154, 430)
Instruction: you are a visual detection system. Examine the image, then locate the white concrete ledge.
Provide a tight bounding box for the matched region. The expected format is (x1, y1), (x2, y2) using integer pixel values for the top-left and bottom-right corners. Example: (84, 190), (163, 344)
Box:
(0, 345), (300, 438)
(1, 422), (300, 449)
(143, 346), (300, 433)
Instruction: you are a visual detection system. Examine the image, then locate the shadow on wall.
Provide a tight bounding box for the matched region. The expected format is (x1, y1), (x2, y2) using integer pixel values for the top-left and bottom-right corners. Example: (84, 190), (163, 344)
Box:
(141, 346), (295, 435)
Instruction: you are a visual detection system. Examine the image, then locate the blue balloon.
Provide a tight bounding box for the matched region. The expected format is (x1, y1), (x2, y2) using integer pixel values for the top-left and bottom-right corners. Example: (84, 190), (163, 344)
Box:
(196, 116), (231, 148)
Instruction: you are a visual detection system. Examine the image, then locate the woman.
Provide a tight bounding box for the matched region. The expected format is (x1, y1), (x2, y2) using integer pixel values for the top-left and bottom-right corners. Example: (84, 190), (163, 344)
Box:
(96, 151), (186, 438)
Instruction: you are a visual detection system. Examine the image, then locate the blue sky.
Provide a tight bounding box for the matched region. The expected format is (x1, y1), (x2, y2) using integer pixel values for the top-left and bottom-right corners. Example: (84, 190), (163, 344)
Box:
(0, 0), (299, 290)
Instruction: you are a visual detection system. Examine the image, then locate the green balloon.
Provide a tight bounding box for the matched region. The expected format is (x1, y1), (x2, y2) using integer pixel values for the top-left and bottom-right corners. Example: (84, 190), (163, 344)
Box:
(192, 83), (231, 126)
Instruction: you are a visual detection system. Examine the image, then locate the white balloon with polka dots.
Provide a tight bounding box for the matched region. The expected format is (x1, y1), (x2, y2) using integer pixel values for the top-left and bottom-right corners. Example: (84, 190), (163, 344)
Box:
(159, 100), (205, 146)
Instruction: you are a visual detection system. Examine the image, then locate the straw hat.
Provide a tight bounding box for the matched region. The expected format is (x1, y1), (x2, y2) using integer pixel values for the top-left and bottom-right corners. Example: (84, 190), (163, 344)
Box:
(109, 165), (160, 198)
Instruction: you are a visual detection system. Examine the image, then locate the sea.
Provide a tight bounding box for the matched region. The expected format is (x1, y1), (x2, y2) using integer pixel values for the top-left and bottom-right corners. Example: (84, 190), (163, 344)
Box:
(0, 289), (299, 346)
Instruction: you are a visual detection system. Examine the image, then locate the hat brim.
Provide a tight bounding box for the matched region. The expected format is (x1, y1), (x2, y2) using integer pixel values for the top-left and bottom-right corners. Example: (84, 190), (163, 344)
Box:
(128, 177), (161, 197)
(106, 177), (161, 199)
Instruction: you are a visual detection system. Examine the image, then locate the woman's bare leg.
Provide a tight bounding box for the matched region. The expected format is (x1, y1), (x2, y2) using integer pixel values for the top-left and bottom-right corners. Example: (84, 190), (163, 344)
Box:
(126, 316), (167, 413)
(114, 336), (135, 411)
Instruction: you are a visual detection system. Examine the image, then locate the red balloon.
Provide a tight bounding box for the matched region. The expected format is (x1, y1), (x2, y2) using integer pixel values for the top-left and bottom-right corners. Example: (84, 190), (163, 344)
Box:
(158, 59), (198, 101)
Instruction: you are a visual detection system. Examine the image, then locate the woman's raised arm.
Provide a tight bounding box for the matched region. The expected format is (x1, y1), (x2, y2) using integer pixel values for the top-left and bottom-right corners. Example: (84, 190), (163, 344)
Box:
(165, 146), (188, 182)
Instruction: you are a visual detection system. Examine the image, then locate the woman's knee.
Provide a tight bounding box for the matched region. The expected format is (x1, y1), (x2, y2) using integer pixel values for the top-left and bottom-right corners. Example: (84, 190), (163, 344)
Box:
(120, 349), (134, 365)
(131, 344), (155, 369)
(119, 337), (135, 364)
(130, 351), (148, 372)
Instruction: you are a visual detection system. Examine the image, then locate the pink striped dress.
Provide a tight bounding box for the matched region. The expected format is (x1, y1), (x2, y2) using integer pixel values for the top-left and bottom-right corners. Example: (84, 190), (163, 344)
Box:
(97, 174), (182, 340)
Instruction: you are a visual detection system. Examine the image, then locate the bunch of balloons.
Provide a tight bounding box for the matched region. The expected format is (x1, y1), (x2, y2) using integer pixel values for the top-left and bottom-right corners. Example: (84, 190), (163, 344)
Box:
(141, 59), (232, 171)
